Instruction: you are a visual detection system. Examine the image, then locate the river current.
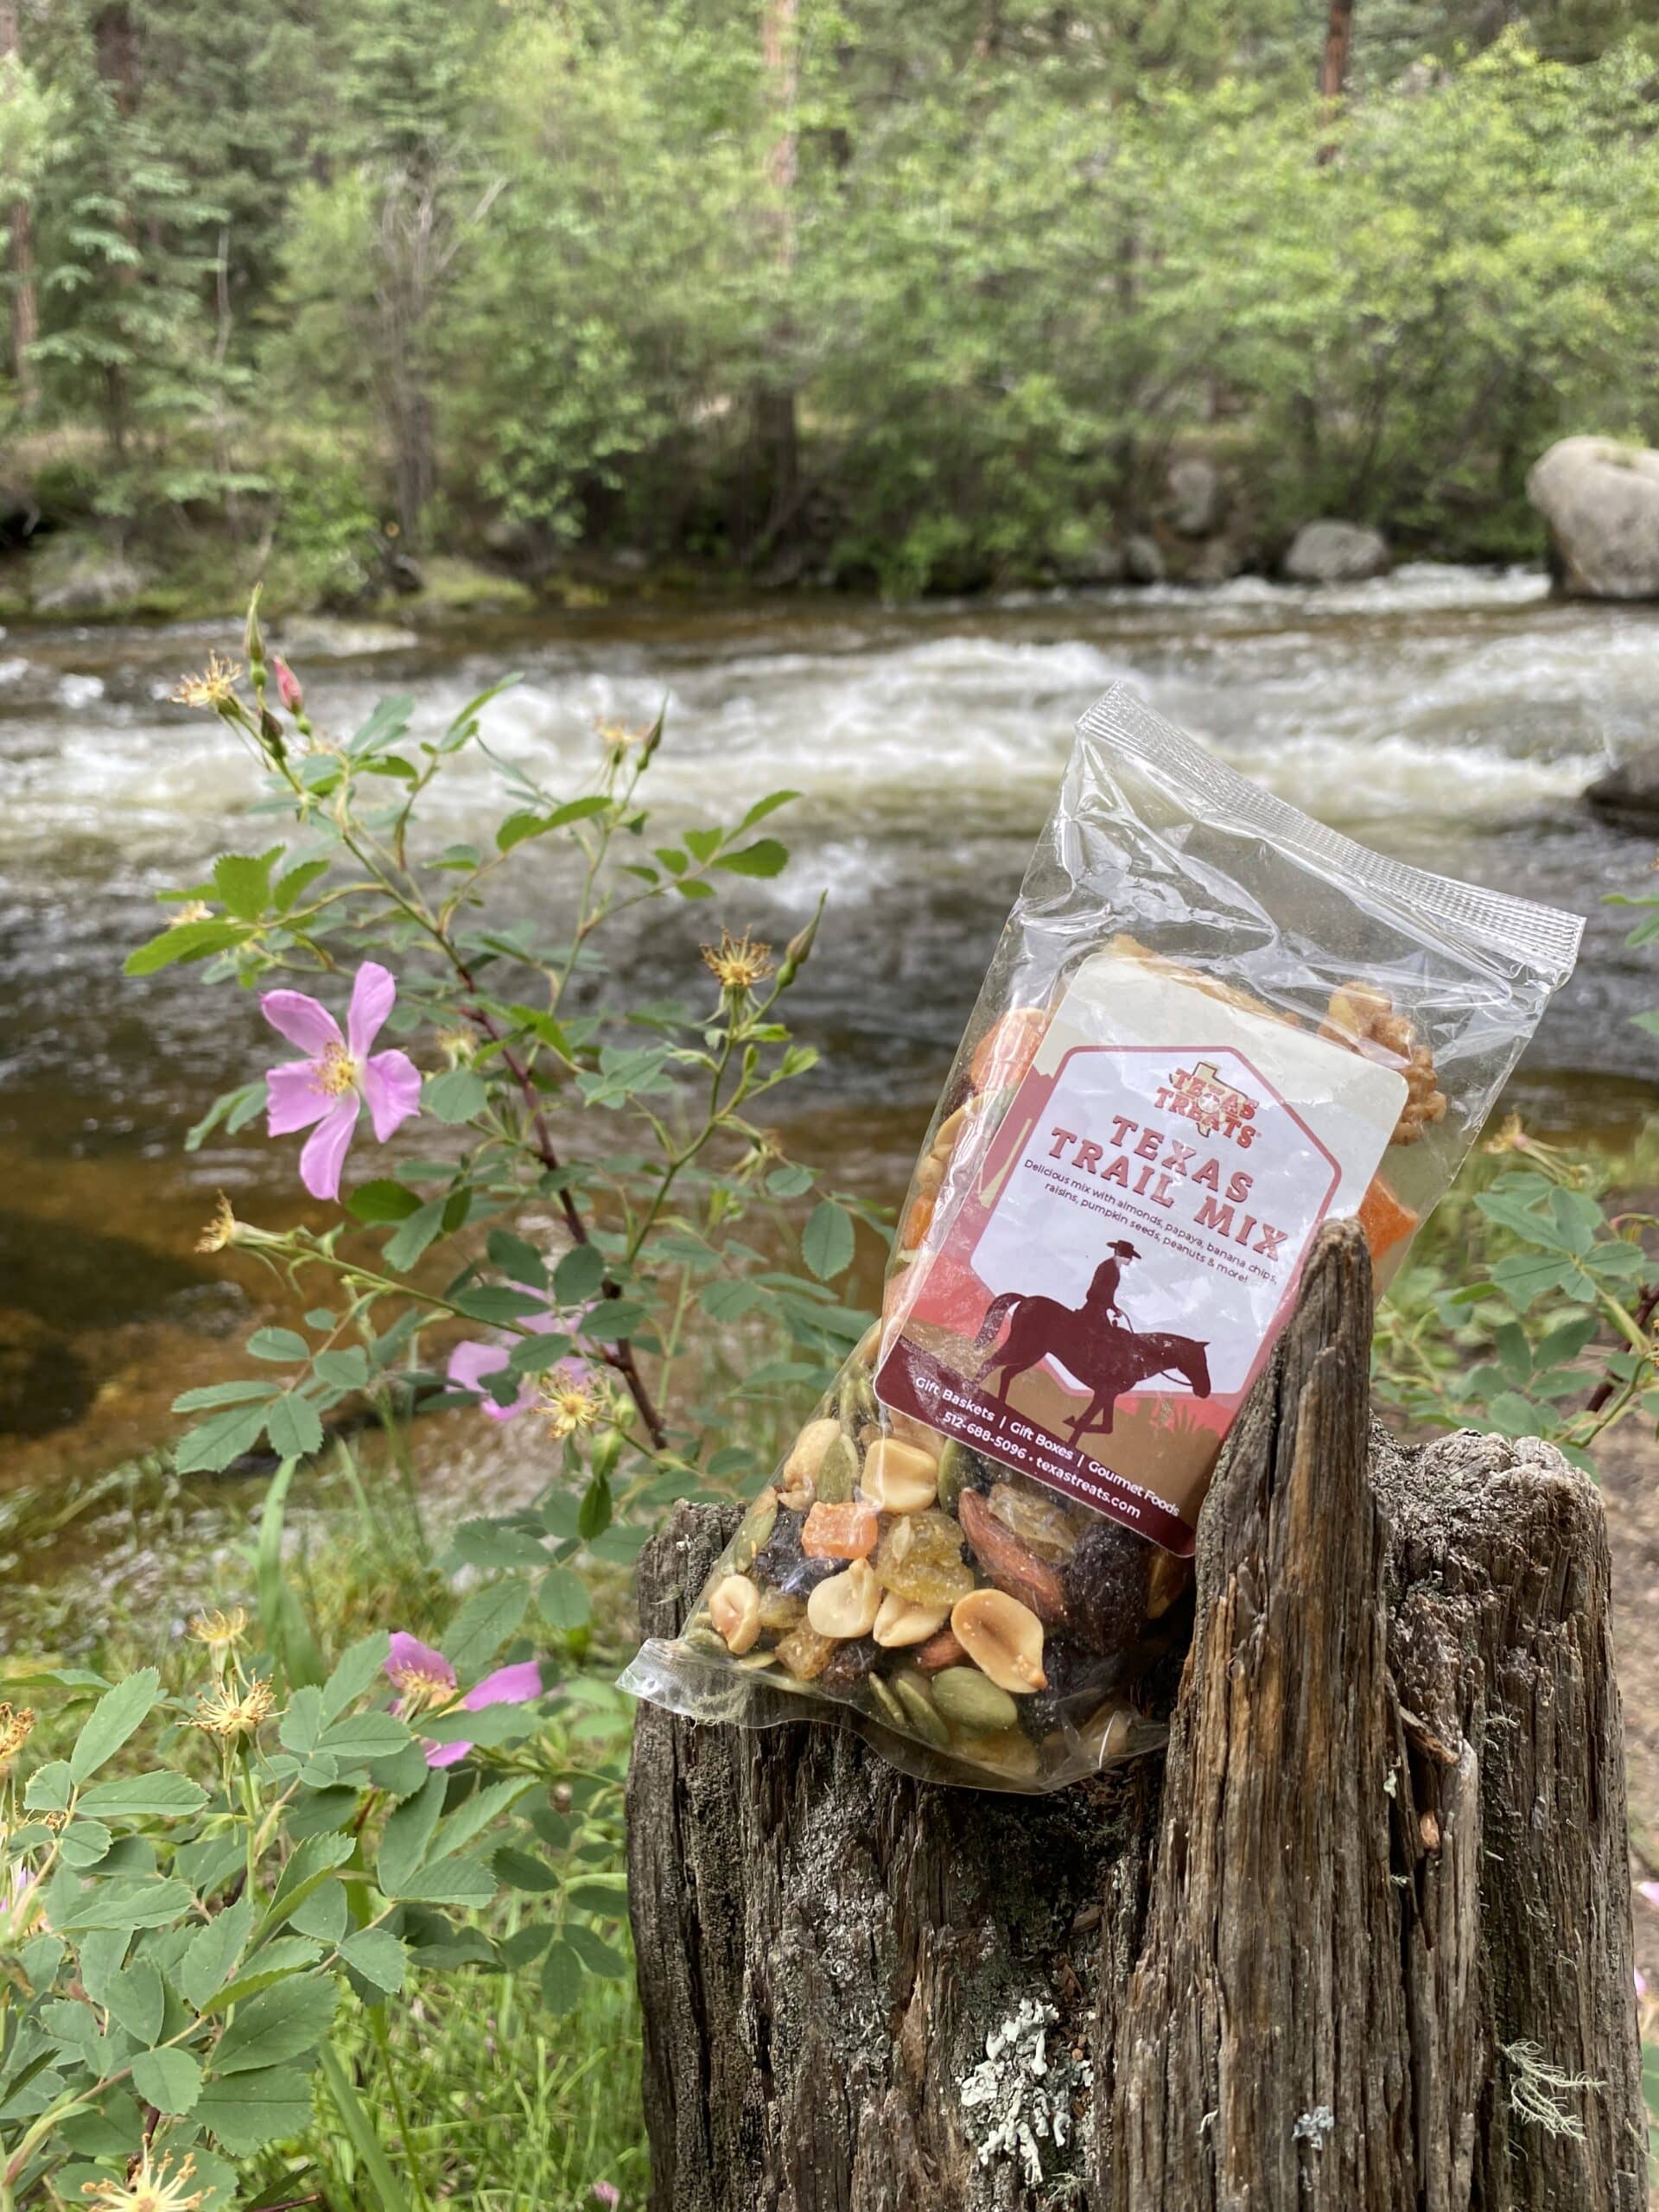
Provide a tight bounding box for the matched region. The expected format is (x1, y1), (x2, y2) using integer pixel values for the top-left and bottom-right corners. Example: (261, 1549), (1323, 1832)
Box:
(3, 563), (1656, 1482)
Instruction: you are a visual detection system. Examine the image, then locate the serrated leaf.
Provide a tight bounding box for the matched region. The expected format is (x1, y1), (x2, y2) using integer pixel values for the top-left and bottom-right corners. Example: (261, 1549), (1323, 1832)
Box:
(180, 1897), (253, 2009)
(131, 2047), (201, 2116)
(77, 1771), (207, 1820)
(384, 1856), (496, 1906)
(424, 1067), (490, 1123)
(196, 2064), (315, 2152)
(275, 859), (330, 914)
(453, 1286), (548, 1326)
(493, 1846), (557, 1892)
(104, 1962), (164, 2046)
(266, 1394), (326, 1460)
(347, 1179), (423, 1224)
(214, 1973), (338, 2075)
(383, 1198), (448, 1272)
(171, 1380), (279, 1414)
(553, 1244), (606, 1305)
(70, 1669), (162, 1781)
(341, 1928), (408, 1995)
(212, 850), (276, 921)
(318, 1710), (410, 1762)
(486, 1230), (549, 1288)
(56, 1878), (194, 1934)
(443, 1577), (531, 1679)
(124, 919), (250, 976)
(564, 1923), (627, 1977)
(801, 1200), (855, 1282)
(713, 836), (788, 878)
(248, 1328), (311, 1363)
(174, 1402), (269, 1473)
(321, 1630), (391, 1724)
(540, 1938), (584, 2014)
(376, 1769), (448, 1896)
(538, 1567), (591, 1632)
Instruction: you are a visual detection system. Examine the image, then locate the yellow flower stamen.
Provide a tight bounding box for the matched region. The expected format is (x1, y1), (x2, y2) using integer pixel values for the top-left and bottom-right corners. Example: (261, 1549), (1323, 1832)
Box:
(194, 1194), (239, 1254)
(188, 1605), (248, 1651)
(701, 928), (773, 996)
(168, 900), (213, 927)
(594, 715), (652, 752)
(0, 1703), (35, 1772)
(82, 2149), (207, 2212)
(388, 1668), (458, 1719)
(540, 1375), (603, 1440)
(315, 1040), (359, 1097)
(193, 1675), (276, 1740)
(169, 655), (244, 712)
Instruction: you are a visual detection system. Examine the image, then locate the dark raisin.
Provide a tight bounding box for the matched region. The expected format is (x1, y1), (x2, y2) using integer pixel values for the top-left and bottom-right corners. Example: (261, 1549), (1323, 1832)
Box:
(753, 1508), (839, 1593)
(820, 1637), (878, 1694)
(1062, 1521), (1150, 1656)
(1020, 1637), (1126, 1739)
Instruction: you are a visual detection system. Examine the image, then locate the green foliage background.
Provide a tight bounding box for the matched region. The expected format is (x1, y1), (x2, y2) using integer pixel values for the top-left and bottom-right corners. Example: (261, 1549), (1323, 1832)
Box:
(4, 0), (1659, 596)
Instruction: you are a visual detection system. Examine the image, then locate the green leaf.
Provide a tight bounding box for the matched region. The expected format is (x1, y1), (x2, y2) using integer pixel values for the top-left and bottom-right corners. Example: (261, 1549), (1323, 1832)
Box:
(130, 2047), (201, 2116)
(197, 2065), (316, 2153)
(553, 1244), (607, 1306)
(321, 1630), (391, 1724)
(77, 1773), (207, 1819)
(672, 877), (717, 899)
(180, 1897), (253, 2009)
(384, 1856), (496, 1906)
(738, 789), (799, 830)
(802, 1200), (855, 1283)
(347, 1179), (423, 1224)
(538, 1567), (591, 1632)
(568, 1880), (626, 1916)
(248, 1328), (311, 1363)
(171, 1380), (278, 1414)
(318, 1710), (410, 1763)
(429, 1777), (533, 1861)
(540, 1938), (584, 2014)
(70, 1669), (162, 1782)
(377, 1769), (448, 1896)
(383, 1199), (448, 1272)
(1484, 1389), (1542, 1437)
(263, 1832), (355, 1938)
(349, 693), (414, 756)
(578, 1473), (613, 1542)
(424, 1066), (490, 1123)
(212, 850), (276, 921)
(266, 1394), (326, 1460)
(714, 836), (788, 878)
(443, 1578), (531, 1679)
(564, 1923), (628, 1978)
(315, 1348), (371, 1389)
(214, 1973), (339, 2075)
(56, 1878), (194, 1934)
(493, 1846), (557, 1892)
(184, 1080), (268, 1154)
(173, 1402), (270, 1473)
(486, 1229), (549, 1289)
(497, 795), (611, 851)
(104, 1962), (164, 2046)
(275, 859), (330, 913)
(59, 1819), (113, 1868)
(341, 1928), (408, 1996)
(453, 1286), (549, 1326)
(24, 1759), (75, 1813)
(124, 919), (249, 976)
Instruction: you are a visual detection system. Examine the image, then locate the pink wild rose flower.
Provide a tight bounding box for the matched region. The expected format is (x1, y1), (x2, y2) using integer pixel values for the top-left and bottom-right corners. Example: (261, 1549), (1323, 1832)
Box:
(262, 961), (421, 1200)
(385, 1630), (543, 1768)
(448, 1300), (593, 1423)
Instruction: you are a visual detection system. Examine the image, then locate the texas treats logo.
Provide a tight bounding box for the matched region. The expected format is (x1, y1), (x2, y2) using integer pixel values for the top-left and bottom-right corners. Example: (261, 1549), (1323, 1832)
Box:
(1154, 1059), (1259, 1147)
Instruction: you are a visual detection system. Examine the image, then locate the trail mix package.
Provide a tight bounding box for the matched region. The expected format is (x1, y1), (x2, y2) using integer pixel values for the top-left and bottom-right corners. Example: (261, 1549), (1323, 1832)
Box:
(622, 685), (1584, 1790)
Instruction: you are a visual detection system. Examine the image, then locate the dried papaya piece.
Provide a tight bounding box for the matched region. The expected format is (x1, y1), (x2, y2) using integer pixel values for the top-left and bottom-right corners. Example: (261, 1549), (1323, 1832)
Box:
(1357, 1173), (1419, 1266)
(969, 1005), (1051, 1094)
(801, 1500), (879, 1560)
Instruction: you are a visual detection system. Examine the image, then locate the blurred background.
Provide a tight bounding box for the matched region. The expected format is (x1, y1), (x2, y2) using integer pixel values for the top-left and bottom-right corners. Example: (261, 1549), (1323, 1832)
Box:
(4, 1), (1659, 1508)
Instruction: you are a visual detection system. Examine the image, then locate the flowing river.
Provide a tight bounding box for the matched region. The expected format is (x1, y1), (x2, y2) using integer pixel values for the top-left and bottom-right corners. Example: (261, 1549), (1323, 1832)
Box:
(3, 563), (1657, 1497)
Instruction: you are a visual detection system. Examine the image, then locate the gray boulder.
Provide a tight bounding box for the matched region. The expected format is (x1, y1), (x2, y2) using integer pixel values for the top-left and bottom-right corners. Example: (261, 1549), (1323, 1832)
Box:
(1586, 745), (1659, 830)
(1123, 532), (1166, 585)
(1282, 519), (1390, 584)
(1166, 458), (1224, 538)
(1527, 435), (1659, 601)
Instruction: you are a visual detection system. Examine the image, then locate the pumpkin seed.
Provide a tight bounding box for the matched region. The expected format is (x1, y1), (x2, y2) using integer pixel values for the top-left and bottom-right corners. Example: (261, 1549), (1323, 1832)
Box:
(865, 1673), (907, 1732)
(891, 1669), (950, 1751)
(815, 1433), (860, 1503)
(931, 1666), (1020, 1733)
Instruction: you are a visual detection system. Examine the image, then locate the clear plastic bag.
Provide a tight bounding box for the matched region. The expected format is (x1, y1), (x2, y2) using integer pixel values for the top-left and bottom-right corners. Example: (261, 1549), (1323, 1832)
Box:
(621, 684), (1584, 1790)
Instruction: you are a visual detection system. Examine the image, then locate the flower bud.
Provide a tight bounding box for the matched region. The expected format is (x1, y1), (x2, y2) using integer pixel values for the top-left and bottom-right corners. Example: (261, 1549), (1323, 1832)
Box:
(245, 589), (267, 677)
(272, 655), (304, 715)
(775, 893), (824, 989)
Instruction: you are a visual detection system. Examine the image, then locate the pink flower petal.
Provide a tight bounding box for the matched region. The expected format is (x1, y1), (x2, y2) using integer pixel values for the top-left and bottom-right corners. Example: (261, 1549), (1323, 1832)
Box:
(266, 1059), (334, 1136)
(462, 1660), (542, 1712)
(299, 1096), (359, 1201)
(424, 1738), (472, 1769)
(1637, 1967), (1649, 1998)
(1639, 1881), (1659, 1910)
(386, 1633), (457, 1691)
(347, 961), (397, 1061)
(262, 989), (343, 1056)
(448, 1339), (532, 1421)
(361, 1048), (422, 1142)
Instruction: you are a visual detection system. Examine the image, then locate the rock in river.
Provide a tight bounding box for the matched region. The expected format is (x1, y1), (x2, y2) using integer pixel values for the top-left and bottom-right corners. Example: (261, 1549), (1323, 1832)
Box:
(1282, 519), (1390, 584)
(1528, 435), (1659, 600)
(1586, 744), (1659, 830)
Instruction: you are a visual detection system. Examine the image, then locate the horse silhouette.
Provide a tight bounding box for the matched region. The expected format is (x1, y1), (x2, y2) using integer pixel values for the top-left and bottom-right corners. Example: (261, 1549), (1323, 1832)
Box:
(970, 1249), (1211, 1444)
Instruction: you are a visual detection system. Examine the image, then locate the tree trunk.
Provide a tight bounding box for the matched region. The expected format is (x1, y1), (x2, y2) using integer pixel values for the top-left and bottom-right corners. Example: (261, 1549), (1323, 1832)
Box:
(0, 0), (37, 415)
(751, 0), (799, 560)
(1317, 0), (1355, 164)
(627, 1220), (1643, 2211)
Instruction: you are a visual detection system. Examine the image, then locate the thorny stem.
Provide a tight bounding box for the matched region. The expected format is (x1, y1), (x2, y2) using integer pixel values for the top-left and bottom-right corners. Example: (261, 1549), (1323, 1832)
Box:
(1582, 1279), (1659, 1415)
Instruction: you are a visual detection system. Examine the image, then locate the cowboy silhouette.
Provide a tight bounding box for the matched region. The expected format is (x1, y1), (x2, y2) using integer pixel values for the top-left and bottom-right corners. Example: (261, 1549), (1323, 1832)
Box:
(970, 1241), (1210, 1443)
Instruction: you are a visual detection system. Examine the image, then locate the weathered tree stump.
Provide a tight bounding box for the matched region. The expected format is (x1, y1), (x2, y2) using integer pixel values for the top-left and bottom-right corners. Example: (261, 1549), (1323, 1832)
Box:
(627, 1221), (1643, 2210)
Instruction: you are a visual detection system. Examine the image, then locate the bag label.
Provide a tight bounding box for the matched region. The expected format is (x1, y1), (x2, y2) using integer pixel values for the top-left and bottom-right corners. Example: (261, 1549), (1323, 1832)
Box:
(875, 956), (1406, 1553)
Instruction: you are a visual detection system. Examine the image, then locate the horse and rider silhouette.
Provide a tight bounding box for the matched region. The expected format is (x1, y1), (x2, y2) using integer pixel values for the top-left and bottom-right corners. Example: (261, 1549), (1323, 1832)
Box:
(970, 1239), (1211, 1444)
